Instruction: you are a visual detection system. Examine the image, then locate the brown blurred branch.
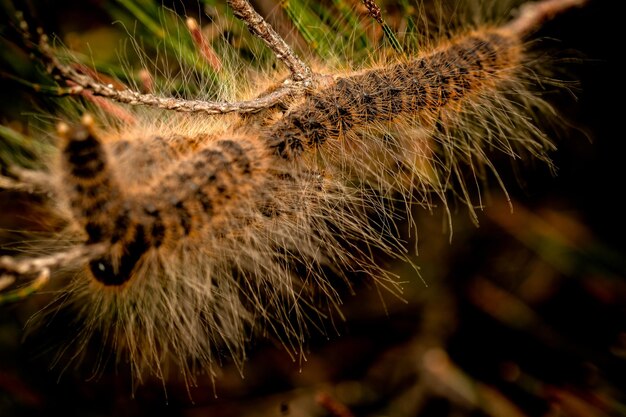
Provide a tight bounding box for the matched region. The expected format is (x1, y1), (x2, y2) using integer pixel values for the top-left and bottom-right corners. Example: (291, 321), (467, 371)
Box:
(504, 0), (588, 37)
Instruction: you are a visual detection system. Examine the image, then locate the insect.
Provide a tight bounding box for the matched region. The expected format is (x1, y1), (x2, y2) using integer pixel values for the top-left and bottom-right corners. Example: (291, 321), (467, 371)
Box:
(0, 0), (587, 390)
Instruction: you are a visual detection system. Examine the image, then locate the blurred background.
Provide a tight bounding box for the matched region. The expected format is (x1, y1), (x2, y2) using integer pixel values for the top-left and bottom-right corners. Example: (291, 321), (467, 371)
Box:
(1, 0), (624, 416)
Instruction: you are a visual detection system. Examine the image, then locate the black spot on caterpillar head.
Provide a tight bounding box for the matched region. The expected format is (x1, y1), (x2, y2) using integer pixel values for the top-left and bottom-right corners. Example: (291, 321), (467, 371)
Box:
(88, 224), (148, 286)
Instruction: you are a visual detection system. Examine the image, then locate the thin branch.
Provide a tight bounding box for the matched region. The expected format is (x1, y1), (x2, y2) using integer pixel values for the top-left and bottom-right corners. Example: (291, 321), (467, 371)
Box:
(1, 167), (55, 194)
(0, 268), (49, 305)
(0, 175), (36, 193)
(504, 0), (588, 37)
(37, 33), (303, 114)
(15, 14), (305, 115)
(68, 82), (137, 124)
(0, 244), (106, 277)
(227, 0), (311, 83)
(0, 244), (106, 281)
(0, 244), (106, 304)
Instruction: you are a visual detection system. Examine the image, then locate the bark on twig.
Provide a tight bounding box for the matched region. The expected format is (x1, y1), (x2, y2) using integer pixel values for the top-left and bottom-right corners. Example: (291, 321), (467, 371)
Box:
(0, 244), (105, 303)
(227, 0), (311, 83)
(36, 33), (302, 114)
(16, 19), (304, 115)
(0, 244), (106, 280)
(0, 244), (106, 275)
(0, 168), (53, 194)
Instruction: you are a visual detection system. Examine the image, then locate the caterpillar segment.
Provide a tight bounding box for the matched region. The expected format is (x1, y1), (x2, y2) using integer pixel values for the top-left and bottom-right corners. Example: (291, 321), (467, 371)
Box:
(266, 29), (521, 160)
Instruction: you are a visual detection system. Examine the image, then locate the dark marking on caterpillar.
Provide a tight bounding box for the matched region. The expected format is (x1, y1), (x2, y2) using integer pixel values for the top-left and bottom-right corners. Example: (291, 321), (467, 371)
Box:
(145, 207), (166, 248)
(174, 201), (193, 236)
(110, 206), (132, 244)
(217, 139), (252, 174)
(62, 126), (123, 244)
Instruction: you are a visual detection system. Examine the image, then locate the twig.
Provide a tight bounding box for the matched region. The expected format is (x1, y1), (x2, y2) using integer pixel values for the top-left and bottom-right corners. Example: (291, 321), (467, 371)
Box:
(36, 32), (302, 114)
(0, 168), (53, 194)
(0, 244), (106, 304)
(0, 244), (107, 304)
(227, 0), (311, 83)
(68, 81), (137, 124)
(0, 175), (36, 193)
(15, 15), (306, 115)
(0, 244), (106, 279)
(504, 0), (588, 37)
(0, 268), (49, 305)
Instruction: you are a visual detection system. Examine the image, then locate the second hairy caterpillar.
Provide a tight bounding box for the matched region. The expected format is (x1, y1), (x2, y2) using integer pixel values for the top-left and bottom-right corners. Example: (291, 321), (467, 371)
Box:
(269, 26), (537, 223)
(0, 0), (586, 390)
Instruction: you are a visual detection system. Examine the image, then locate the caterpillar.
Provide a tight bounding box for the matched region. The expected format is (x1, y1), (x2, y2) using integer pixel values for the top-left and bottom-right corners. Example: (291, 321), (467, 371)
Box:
(0, 0), (587, 394)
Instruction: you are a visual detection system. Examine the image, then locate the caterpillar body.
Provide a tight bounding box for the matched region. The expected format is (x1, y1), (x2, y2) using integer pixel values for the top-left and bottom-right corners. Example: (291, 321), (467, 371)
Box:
(269, 29), (520, 159)
(0, 0), (586, 391)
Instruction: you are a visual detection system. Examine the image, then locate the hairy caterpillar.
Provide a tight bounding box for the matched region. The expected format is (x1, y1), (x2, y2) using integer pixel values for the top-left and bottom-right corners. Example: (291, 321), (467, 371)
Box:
(0, 0), (588, 394)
